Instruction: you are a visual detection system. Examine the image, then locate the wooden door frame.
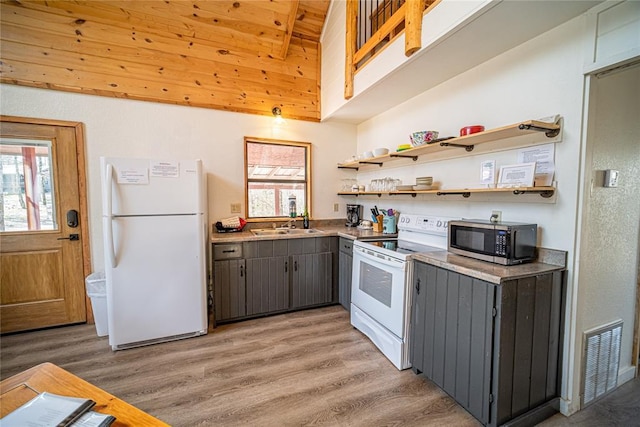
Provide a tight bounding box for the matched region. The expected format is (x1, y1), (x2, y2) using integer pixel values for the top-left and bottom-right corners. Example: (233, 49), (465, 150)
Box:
(0, 115), (93, 323)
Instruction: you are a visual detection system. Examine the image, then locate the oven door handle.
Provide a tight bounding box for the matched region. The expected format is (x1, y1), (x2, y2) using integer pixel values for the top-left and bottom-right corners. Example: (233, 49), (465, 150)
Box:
(354, 247), (405, 270)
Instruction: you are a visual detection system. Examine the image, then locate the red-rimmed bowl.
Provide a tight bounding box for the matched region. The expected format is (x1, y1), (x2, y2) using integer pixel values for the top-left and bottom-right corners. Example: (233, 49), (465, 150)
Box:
(459, 125), (485, 136)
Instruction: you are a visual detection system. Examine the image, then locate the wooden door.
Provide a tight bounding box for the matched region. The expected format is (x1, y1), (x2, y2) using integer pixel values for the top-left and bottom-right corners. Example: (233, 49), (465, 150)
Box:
(0, 117), (89, 333)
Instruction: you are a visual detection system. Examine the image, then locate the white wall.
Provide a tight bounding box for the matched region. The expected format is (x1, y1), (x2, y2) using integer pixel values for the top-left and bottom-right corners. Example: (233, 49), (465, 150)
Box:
(353, 17), (585, 253)
(0, 85), (357, 272)
(324, 1), (640, 415)
(323, 4), (640, 415)
(574, 63), (640, 398)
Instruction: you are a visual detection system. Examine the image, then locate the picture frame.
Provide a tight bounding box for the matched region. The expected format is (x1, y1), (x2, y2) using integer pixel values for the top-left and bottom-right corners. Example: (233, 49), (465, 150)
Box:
(497, 162), (536, 188)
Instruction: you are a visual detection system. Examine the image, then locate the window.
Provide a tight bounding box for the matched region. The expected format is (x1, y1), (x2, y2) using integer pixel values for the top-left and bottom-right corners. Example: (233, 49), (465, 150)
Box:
(244, 137), (311, 220)
(0, 138), (57, 231)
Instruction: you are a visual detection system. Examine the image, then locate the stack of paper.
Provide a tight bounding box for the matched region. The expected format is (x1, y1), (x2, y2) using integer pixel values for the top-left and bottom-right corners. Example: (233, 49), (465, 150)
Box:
(1, 392), (115, 427)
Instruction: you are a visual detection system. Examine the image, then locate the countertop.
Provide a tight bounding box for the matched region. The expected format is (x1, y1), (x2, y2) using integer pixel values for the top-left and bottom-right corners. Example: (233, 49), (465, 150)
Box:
(411, 249), (567, 285)
(211, 223), (566, 285)
(210, 225), (395, 243)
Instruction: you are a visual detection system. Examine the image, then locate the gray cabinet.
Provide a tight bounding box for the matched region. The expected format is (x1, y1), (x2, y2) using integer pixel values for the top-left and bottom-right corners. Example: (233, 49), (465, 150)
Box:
(245, 240), (290, 316)
(289, 237), (333, 308)
(213, 236), (336, 323)
(338, 238), (353, 310)
(213, 247), (246, 322)
(410, 261), (564, 426)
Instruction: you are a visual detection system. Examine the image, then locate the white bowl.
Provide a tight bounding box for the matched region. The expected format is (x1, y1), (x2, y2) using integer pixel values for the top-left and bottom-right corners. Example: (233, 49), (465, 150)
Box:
(373, 148), (389, 156)
(361, 151), (373, 159)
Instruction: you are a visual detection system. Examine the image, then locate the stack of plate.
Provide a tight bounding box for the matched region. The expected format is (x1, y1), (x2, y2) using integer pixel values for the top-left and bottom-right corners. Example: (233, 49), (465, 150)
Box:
(414, 176), (433, 190)
(396, 185), (414, 191)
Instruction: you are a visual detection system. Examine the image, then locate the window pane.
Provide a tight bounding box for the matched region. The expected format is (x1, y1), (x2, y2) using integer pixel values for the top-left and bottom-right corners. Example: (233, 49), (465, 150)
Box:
(248, 182), (305, 218)
(245, 139), (310, 219)
(0, 139), (57, 231)
(247, 142), (306, 181)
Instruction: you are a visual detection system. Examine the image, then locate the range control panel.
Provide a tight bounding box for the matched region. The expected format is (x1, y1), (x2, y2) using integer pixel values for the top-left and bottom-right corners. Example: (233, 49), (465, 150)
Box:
(397, 214), (460, 236)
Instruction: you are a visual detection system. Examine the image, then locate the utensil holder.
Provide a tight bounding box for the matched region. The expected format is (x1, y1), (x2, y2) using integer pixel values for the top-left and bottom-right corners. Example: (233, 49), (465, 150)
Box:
(374, 215), (384, 232)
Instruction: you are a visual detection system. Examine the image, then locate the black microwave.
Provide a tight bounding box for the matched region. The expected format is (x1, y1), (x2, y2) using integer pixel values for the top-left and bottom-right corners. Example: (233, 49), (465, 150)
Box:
(448, 220), (538, 265)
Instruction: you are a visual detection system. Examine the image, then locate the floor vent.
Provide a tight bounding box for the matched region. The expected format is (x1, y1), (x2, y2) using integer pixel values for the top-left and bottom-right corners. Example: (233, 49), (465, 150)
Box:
(581, 320), (623, 408)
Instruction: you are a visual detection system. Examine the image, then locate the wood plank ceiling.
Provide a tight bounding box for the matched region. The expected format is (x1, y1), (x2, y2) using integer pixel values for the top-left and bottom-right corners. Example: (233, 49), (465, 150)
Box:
(0, 0), (330, 122)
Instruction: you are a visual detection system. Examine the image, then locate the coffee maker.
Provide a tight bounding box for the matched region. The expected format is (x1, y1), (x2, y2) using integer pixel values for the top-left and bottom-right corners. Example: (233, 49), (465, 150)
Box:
(346, 204), (363, 227)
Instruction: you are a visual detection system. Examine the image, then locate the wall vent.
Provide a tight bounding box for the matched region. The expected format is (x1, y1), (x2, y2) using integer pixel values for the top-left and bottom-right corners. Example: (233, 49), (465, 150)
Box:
(581, 320), (623, 408)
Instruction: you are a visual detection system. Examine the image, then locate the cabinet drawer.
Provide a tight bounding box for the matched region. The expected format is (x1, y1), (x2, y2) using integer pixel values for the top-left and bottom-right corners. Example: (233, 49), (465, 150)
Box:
(213, 243), (243, 260)
(339, 238), (353, 254)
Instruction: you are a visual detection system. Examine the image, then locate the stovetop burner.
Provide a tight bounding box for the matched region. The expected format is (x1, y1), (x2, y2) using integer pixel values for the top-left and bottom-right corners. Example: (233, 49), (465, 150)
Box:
(353, 213), (460, 259)
(363, 239), (442, 255)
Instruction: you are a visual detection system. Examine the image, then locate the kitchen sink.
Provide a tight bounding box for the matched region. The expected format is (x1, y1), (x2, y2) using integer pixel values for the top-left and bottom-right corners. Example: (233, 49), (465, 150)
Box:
(251, 228), (323, 236)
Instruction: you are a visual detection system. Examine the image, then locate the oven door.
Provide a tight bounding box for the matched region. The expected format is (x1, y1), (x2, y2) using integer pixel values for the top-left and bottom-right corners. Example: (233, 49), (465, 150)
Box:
(351, 245), (406, 337)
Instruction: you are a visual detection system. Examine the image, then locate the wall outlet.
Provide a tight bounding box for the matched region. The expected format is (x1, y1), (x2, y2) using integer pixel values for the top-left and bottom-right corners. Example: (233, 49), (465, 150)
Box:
(333, 203), (339, 212)
(230, 203), (241, 214)
(491, 210), (502, 223)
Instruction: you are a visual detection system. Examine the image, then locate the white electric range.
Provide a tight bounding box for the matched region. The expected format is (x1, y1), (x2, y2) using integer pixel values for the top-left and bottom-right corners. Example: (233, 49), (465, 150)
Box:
(350, 213), (458, 370)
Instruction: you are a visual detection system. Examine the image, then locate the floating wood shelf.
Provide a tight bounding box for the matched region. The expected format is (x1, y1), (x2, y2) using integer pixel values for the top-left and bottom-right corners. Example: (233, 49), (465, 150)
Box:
(338, 186), (556, 198)
(336, 119), (561, 169)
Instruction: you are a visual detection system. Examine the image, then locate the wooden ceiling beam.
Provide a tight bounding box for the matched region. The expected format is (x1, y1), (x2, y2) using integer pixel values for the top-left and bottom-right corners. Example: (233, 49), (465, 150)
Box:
(1, 60), (319, 120)
(275, 0), (299, 60)
(0, 14), (319, 79)
(0, 0), (329, 122)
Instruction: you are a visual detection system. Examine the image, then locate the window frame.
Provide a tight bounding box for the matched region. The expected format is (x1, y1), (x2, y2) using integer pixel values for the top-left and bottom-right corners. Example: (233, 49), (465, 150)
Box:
(244, 136), (312, 222)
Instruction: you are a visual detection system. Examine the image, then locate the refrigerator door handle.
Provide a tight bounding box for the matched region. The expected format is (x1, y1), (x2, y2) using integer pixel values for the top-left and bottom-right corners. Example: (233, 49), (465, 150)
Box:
(105, 163), (118, 268)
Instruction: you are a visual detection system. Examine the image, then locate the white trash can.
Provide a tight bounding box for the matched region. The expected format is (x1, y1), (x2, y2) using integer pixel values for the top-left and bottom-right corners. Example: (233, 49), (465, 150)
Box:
(85, 271), (108, 337)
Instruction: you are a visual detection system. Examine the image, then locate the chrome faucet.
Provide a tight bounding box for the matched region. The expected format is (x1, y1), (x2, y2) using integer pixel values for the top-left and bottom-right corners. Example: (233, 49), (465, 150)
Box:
(278, 218), (297, 229)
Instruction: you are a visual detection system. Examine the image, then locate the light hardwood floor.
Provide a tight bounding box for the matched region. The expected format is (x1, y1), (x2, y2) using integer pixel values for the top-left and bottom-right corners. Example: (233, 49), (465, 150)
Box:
(0, 305), (481, 426)
(4, 305), (638, 426)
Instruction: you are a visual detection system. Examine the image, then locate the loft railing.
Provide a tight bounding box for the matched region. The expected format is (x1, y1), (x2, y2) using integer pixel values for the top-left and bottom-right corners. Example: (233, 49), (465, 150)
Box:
(345, 0), (438, 99)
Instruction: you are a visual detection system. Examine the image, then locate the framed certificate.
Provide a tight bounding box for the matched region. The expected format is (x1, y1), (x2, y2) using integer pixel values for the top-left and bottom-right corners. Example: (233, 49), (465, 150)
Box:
(497, 162), (536, 188)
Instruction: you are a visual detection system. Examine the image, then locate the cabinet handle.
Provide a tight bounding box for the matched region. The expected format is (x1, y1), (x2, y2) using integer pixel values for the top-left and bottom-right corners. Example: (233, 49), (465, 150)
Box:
(285, 261), (288, 272)
(415, 278), (420, 295)
(222, 249), (236, 253)
(294, 260), (298, 271)
(240, 265), (244, 277)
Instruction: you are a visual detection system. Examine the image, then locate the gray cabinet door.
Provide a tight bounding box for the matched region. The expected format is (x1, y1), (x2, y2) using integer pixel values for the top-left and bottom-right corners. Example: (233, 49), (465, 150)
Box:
(246, 256), (289, 316)
(213, 259), (246, 321)
(291, 252), (333, 308)
(410, 260), (429, 375)
(338, 238), (353, 310)
(410, 262), (495, 425)
(410, 261), (565, 426)
(492, 271), (564, 426)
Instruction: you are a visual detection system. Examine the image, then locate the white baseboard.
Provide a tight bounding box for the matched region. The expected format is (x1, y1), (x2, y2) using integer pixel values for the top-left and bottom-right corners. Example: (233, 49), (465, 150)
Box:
(559, 398), (578, 416)
(559, 365), (636, 416)
(618, 365), (637, 385)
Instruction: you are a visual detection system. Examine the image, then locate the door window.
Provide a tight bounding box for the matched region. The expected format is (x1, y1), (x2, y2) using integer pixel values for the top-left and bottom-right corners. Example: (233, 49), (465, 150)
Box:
(0, 138), (57, 231)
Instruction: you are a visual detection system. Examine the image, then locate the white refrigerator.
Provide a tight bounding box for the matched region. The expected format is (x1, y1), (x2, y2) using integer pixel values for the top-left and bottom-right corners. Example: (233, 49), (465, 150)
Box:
(101, 157), (208, 351)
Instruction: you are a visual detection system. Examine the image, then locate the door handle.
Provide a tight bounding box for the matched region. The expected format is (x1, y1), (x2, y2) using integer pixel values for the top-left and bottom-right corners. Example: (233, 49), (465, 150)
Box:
(415, 278), (420, 295)
(58, 234), (80, 241)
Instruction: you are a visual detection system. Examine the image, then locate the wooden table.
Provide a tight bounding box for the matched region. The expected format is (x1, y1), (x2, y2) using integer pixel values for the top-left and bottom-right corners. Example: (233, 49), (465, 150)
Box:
(0, 362), (169, 426)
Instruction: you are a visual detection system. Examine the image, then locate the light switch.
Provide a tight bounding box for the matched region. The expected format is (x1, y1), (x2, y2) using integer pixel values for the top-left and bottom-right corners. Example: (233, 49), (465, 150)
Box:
(230, 203), (241, 213)
(603, 170), (619, 188)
